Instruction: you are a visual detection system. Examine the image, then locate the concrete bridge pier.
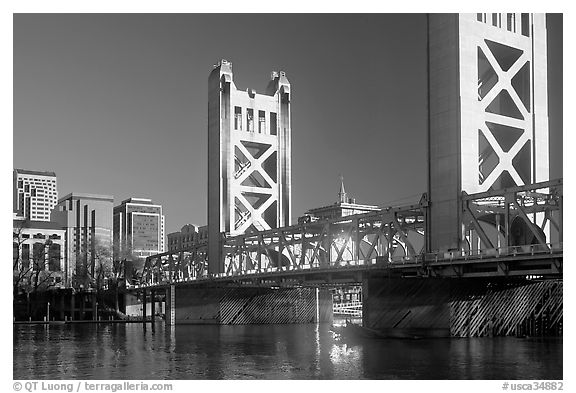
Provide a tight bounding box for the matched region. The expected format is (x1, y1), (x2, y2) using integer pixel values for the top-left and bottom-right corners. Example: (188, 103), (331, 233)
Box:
(142, 288), (147, 324)
(362, 275), (563, 337)
(151, 289), (155, 322)
(165, 285), (332, 325)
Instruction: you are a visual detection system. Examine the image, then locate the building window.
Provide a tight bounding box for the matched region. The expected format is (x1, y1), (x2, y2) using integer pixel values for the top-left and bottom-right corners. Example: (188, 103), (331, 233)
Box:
(13, 242), (19, 265)
(247, 109), (254, 132)
(33, 243), (45, 270)
(234, 107), (242, 130)
(270, 112), (277, 136)
(521, 13), (530, 37)
(259, 111), (266, 133)
(22, 244), (30, 270)
(48, 244), (61, 272)
(507, 13), (515, 32)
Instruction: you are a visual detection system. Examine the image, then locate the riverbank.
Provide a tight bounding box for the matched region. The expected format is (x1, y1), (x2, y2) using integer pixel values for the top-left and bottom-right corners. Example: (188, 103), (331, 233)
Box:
(14, 319), (158, 325)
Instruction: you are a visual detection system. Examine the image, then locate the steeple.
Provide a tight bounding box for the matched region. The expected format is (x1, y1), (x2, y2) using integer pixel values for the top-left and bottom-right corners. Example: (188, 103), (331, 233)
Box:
(338, 175), (347, 203)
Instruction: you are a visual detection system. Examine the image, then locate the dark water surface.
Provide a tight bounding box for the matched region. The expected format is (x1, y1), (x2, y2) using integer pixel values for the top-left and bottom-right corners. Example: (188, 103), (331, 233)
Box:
(13, 323), (562, 380)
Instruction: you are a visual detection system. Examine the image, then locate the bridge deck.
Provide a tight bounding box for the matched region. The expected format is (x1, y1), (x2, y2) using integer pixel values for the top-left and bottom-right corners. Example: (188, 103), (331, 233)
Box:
(136, 245), (562, 290)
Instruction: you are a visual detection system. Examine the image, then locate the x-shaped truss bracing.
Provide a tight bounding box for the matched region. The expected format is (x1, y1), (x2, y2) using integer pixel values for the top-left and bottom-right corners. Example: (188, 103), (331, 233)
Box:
(461, 179), (562, 254)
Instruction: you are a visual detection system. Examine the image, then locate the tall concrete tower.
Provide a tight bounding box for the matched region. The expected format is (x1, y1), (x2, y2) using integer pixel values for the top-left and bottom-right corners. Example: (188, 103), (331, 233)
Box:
(427, 14), (549, 252)
(208, 60), (291, 274)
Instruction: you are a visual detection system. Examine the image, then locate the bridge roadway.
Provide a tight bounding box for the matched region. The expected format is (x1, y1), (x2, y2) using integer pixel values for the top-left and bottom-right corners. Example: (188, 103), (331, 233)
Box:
(135, 243), (562, 291)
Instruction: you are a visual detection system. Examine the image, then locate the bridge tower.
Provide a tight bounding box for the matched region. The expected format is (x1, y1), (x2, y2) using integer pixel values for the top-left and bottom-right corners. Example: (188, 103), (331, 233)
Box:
(427, 14), (549, 252)
(208, 60), (292, 274)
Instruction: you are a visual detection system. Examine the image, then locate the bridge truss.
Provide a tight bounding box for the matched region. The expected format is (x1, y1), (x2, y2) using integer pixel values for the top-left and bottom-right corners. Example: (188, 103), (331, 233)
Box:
(141, 180), (562, 287)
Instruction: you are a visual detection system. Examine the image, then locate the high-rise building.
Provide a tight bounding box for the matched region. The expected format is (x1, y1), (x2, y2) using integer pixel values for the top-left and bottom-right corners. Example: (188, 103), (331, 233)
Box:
(113, 198), (165, 263)
(427, 13), (549, 251)
(208, 59), (291, 273)
(13, 169), (58, 221)
(51, 193), (114, 287)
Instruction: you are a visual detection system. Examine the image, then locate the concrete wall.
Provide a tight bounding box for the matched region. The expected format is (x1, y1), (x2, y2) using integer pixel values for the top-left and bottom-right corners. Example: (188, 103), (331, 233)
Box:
(363, 276), (562, 337)
(166, 285), (332, 325)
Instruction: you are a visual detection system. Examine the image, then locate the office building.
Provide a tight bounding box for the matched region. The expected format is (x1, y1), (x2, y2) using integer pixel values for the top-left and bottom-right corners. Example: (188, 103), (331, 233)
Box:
(113, 198), (165, 263)
(51, 193), (114, 287)
(13, 169), (58, 221)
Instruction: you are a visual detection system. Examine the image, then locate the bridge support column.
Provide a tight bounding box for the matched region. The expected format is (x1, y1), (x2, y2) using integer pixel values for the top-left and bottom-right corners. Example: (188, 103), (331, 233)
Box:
(166, 285), (175, 326)
(151, 289), (156, 322)
(142, 288), (147, 323)
(362, 275), (563, 337)
(167, 285), (332, 325)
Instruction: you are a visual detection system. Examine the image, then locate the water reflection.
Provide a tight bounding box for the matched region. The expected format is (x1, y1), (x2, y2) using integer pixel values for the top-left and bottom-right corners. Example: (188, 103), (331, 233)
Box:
(13, 323), (562, 380)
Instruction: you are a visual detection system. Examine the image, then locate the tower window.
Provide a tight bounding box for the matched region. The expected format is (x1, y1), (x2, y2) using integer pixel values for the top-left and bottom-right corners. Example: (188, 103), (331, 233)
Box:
(521, 14), (530, 37)
(247, 109), (254, 132)
(507, 13), (515, 32)
(270, 112), (277, 136)
(259, 111), (265, 133)
(234, 107), (242, 130)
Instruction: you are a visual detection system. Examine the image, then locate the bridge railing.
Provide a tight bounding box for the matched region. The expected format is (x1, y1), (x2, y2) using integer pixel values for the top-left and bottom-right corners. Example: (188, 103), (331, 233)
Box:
(420, 242), (563, 264)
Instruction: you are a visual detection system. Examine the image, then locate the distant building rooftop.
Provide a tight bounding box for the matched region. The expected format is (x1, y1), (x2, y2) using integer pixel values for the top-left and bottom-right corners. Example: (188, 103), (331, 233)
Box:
(14, 168), (56, 177)
(302, 177), (380, 222)
(306, 202), (380, 216)
(119, 197), (155, 205)
(59, 192), (114, 203)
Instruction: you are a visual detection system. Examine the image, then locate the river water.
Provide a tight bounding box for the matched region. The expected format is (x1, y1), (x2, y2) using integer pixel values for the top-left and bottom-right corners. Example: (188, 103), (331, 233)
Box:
(13, 322), (562, 380)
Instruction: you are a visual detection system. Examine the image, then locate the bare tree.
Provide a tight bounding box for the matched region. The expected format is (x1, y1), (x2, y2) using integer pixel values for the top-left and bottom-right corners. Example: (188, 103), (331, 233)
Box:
(89, 237), (113, 291)
(13, 220), (32, 297)
(112, 234), (142, 285)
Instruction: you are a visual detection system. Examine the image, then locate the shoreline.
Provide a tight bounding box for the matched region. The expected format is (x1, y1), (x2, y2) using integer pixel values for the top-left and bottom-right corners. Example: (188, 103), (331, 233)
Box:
(13, 319), (159, 325)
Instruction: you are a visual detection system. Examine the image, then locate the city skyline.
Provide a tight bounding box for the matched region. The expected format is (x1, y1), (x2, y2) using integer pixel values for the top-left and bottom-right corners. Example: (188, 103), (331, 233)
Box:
(13, 14), (562, 234)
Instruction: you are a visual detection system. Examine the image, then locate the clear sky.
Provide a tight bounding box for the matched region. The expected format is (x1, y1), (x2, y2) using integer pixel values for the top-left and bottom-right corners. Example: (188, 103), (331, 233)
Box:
(13, 14), (562, 235)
